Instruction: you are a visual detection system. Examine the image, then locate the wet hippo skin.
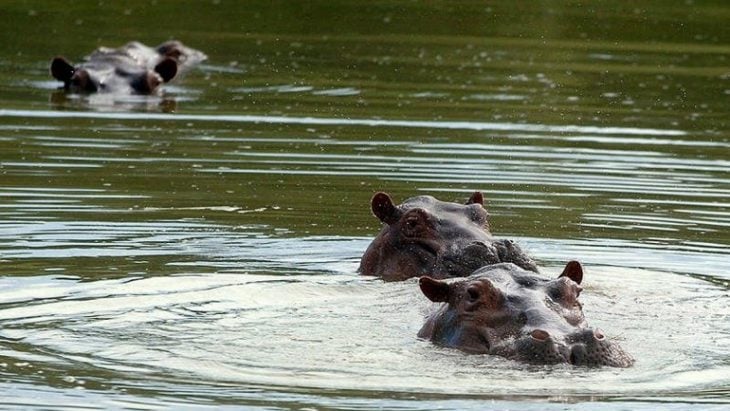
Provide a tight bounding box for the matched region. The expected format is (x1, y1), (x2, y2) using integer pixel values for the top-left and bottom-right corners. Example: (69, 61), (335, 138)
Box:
(418, 261), (634, 367)
(359, 192), (538, 281)
(50, 40), (206, 94)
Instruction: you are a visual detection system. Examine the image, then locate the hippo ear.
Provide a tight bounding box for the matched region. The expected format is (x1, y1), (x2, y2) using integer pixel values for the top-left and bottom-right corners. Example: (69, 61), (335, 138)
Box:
(154, 57), (178, 83)
(70, 69), (96, 92)
(131, 72), (162, 94)
(157, 40), (183, 60)
(51, 57), (75, 82)
(466, 191), (484, 206)
(419, 276), (451, 302)
(559, 260), (583, 285)
(371, 192), (401, 224)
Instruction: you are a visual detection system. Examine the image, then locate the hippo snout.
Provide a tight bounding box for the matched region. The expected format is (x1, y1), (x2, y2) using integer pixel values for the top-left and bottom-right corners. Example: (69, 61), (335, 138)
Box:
(460, 241), (500, 267)
(512, 330), (568, 364)
(443, 240), (539, 274)
(436, 241), (500, 277)
(566, 328), (634, 368)
(513, 328), (633, 367)
(463, 240), (492, 254)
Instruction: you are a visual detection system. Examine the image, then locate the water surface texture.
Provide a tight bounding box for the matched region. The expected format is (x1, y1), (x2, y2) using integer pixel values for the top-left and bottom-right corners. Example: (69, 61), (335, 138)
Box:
(1, 1), (729, 410)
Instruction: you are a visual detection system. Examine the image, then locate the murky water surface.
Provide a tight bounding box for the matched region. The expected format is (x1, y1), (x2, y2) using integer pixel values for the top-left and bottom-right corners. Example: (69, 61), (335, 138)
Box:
(1, 1), (729, 409)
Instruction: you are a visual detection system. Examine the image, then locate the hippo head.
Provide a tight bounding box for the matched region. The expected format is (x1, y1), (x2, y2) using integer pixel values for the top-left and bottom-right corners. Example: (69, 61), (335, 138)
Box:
(50, 56), (177, 94)
(418, 261), (634, 367)
(359, 192), (538, 281)
(156, 40), (208, 67)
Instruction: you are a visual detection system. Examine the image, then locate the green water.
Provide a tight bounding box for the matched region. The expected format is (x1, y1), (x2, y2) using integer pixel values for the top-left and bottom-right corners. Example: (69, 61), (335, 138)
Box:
(0, 1), (728, 409)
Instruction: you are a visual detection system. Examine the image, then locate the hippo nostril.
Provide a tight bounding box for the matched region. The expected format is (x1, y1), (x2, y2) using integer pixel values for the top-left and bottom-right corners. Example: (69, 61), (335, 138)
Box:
(531, 329), (550, 341)
(478, 333), (491, 352)
(569, 344), (587, 365)
(594, 329), (605, 341)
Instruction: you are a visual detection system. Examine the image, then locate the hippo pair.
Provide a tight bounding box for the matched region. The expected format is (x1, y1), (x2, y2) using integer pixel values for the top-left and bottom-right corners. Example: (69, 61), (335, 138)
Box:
(360, 192), (633, 367)
(50, 40), (206, 94)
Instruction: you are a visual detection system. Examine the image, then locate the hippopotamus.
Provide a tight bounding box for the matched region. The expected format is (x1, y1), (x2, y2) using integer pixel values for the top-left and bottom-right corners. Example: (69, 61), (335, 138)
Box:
(359, 192), (538, 281)
(50, 40), (206, 94)
(418, 261), (634, 367)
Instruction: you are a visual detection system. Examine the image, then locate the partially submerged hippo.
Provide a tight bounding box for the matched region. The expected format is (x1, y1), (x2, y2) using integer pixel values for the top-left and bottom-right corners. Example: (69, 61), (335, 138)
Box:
(418, 261), (634, 367)
(50, 40), (206, 94)
(359, 192), (538, 281)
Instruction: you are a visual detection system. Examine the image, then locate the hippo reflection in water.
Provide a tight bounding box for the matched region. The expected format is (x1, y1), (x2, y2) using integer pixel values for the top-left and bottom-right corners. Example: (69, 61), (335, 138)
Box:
(50, 40), (206, 94)
(418, 261), (634, 367)
(359, 192), (538, 281)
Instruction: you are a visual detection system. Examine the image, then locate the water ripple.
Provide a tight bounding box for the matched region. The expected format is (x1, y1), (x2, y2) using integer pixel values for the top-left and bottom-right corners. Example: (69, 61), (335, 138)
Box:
(0, 109), (686, 136)
(0, 263), (727, 405)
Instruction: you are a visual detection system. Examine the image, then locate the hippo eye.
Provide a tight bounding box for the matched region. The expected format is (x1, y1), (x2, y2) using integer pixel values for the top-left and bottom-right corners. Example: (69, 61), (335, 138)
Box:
(406, 217), (418, 229)
(466, 286), (480, 301)
(402, 210), (432, 238)
(550, 277), (582, 307)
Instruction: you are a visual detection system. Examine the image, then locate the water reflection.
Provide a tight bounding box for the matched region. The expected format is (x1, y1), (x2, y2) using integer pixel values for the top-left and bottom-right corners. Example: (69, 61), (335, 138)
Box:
(1, 0), (729, 408)
(48, 91), (180, 113)
(1, 107), (727, 271)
